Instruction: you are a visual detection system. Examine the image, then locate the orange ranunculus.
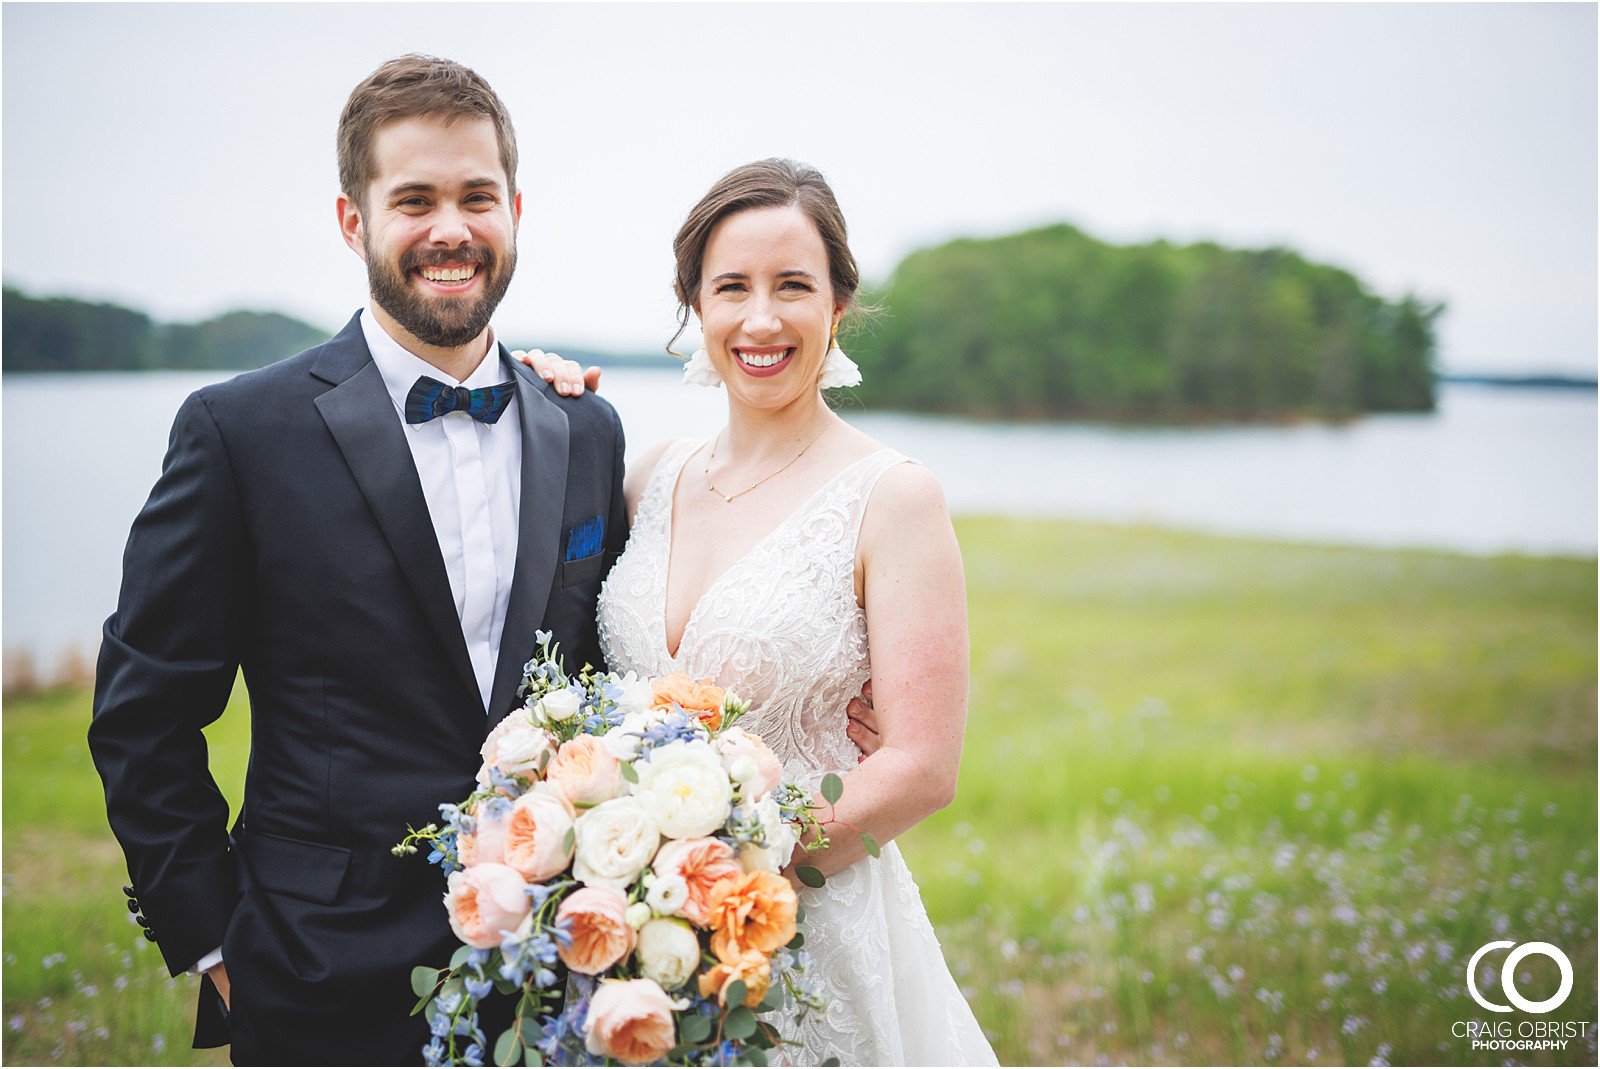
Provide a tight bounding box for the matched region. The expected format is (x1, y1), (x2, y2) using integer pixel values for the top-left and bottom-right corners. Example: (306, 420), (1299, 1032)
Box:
(705, 869), (797, 963)
(555, 885), (636, 974)
(650, 672), (725, 731)
(650, 837), (743, 927)
(697, 947), (772, 1008)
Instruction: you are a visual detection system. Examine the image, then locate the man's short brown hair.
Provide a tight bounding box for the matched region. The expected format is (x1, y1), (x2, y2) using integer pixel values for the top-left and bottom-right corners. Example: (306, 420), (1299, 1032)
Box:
(337, 54), (518, 210)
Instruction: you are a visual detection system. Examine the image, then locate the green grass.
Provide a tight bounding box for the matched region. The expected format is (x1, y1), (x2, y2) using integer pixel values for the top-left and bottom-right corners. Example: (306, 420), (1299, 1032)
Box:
(4, 519), (1595, 1065)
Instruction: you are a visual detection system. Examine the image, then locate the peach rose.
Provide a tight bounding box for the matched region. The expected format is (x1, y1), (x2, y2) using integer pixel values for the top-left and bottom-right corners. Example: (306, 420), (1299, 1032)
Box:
(457, 799), (512, 868)
(697, 946), (772, 1008)
(650, 837), (743, 927)
(503, 781), (577, 882)
(555, 885), (636, 974)
(706, 869), (797, 963)
(546, 734), (624, 807)
(583, 978), (678, 1065)
(714, 727), (784, 801)
(651, 672), (725, 731)
(445, 863), (532, 949)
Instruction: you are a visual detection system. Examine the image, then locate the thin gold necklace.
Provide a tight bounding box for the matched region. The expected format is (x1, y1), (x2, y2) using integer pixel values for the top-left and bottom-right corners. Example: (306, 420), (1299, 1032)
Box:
(703, 424), (831, 504)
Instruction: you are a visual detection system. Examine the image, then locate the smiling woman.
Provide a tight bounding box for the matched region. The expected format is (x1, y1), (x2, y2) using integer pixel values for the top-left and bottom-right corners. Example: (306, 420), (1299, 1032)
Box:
(592, 158), (1000, 1065)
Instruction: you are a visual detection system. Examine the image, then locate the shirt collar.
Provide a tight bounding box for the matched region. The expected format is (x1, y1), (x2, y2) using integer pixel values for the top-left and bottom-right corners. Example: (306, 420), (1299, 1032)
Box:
(361, 306), (505, 418)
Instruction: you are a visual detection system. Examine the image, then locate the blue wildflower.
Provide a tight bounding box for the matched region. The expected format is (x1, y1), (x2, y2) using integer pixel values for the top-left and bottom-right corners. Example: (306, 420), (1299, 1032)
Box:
(422, 1038), (446, 1066)
(428, 1012), (451, 1039)
(464, 976), (493, 1000)
(463, 1042), (484, 1066)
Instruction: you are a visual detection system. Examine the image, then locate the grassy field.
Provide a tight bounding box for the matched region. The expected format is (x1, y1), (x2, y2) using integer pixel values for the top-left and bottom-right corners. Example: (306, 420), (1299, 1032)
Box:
(4, 519), (1595, 1066)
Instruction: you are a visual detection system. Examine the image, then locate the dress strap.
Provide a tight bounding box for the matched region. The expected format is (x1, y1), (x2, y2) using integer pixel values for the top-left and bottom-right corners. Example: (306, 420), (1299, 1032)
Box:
(637, 437), (705, 529)
(846, 448), (919, 543)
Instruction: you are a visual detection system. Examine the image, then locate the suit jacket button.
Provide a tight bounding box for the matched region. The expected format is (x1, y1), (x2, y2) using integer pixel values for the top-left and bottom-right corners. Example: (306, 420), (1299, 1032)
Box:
(142, 928), (157, 941)
(122, 885), (135, 897)
(126, 899), (140, 913)
(134, 914), (148, 926)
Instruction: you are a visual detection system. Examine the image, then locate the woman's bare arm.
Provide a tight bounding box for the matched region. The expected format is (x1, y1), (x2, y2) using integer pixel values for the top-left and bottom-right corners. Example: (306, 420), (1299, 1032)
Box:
(784, 462), (969, 882)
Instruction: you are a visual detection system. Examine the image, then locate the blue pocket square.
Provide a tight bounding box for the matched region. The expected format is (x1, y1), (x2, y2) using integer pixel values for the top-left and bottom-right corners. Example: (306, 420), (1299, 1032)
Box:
(564, 515), (605, 562)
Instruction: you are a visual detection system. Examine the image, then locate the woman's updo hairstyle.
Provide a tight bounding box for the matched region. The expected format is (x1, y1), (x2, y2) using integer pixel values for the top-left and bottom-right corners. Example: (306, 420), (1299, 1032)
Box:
(669, 158), (862, 355)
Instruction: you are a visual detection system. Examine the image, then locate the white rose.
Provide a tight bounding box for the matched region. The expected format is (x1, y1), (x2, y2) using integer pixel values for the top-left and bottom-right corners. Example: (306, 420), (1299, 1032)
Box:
(537, 688), (583, 724)
(625, 902), (653, 930)
(613, 672), (655, 715)
(632, 740), (733, 839)
(644, 872), (689, 917)
(478, 714), (557, 785)
(735, 795), (798, 874)
(635, 918), (700, 991)
(572, 796), (661, 891)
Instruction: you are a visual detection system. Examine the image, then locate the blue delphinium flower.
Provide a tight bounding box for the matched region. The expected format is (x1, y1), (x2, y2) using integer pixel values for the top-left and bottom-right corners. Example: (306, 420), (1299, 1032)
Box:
(428, 1011), (451, 1039)
(422, 1037), (446, 1066)
(718, 1039), (743, 1065)
(463, 1042), (484, 1066)
(637, 710), (706, 756)
(464, 976), (493, 1000)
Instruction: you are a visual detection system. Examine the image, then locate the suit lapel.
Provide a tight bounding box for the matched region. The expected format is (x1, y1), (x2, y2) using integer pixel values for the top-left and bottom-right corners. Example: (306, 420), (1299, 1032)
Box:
(311, 315), (480, 709)
(487, 348), (570, 721)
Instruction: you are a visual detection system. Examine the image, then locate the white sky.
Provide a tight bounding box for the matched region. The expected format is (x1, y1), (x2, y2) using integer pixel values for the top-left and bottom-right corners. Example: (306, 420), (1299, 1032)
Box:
(3, 2), (1595, 374)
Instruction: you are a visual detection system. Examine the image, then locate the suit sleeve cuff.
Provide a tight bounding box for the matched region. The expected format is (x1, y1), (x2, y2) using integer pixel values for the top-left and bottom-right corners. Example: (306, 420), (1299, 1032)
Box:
(187, 946), (224, 976)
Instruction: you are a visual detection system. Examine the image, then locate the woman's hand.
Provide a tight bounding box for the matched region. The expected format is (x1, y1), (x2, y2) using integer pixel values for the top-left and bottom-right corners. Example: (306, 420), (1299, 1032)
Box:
(513, 349), (602, 396)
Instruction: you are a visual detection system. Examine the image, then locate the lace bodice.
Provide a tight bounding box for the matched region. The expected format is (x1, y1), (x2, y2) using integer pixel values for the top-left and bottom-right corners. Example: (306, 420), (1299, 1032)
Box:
(598, 438), (908, 791)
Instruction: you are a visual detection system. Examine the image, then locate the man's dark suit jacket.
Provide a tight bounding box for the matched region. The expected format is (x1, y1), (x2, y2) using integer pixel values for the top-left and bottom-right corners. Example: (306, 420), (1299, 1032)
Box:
(88, 313), (626, 1064)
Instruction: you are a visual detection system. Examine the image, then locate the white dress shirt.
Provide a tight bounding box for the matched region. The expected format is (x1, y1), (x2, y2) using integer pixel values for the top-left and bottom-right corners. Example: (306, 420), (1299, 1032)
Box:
(190, 310), (523, 978)
(361, 307), (523, 712)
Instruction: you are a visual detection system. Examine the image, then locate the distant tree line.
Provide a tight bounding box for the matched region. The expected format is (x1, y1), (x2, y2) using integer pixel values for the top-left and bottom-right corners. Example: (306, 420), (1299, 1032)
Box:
(845, 224), (1441, 421)
(3, 287), (327, 372)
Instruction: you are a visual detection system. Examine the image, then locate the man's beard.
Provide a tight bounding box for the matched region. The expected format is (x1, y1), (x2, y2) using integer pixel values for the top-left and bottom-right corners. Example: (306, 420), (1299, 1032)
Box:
(366, 240), (516, 349)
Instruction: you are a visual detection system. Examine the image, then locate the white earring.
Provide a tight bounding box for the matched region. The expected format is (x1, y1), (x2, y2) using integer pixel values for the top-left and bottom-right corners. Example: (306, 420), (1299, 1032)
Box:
(682, 347), (724, 389)
(818, 337), (862, 390)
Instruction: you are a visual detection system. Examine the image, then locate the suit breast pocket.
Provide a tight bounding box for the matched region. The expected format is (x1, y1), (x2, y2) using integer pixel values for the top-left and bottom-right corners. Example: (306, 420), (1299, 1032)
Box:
(561, 552), (605, 588)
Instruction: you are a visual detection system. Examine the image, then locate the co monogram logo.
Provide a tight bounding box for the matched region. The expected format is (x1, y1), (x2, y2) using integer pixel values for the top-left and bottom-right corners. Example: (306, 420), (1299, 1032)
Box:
(1467, 941), (1574, 1014)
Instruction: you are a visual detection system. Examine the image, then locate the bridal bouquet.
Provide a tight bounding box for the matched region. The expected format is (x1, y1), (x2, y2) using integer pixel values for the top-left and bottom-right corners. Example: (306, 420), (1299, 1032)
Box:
(395, 633), (849, 1067)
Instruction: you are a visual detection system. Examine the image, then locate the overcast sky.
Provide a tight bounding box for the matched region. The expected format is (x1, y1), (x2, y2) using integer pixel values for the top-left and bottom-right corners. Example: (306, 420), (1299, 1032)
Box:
(3, 2), (1595, 374)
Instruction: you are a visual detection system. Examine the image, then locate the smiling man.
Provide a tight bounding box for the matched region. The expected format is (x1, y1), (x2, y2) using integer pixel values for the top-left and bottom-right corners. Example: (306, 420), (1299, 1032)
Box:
(87, 55), (626, 1064)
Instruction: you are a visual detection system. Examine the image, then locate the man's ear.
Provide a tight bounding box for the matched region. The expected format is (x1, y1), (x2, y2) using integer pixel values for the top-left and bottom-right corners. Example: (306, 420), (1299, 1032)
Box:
(512, 189), (523, 228)
(336, 194), (367, 261)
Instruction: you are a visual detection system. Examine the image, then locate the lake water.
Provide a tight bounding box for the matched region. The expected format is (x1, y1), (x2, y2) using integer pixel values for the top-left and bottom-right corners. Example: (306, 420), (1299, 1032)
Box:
(4, 370), (1594, 676)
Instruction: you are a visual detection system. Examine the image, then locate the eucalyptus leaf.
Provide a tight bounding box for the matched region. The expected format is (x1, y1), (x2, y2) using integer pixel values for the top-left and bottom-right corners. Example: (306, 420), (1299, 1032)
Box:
(820, 773), (843, 805)
(796, 866), (825, 888)
(680, 1013), (713, 1043)
(411, 966), (438, 998)
(523, 1048), (543, 1067)
(451, 945), (474, 969)
(620, 761), (639, 784)
(860, 832), (880, 858)
(786, 931), (805, 950)
(724, 1005), (757, 1040)
(746, 1047), (769, 1066)
(725, 980), (747, 1009)
(562, 826), (576, 853)
(494, 1029), (522, 1067)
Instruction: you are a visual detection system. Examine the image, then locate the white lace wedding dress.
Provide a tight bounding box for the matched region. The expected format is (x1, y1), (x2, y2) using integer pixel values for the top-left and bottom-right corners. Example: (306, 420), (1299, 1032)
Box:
(597, 439), (998, 1067)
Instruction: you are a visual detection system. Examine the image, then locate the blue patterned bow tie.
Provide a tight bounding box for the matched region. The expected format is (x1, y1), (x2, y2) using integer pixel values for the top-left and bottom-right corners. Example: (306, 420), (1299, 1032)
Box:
(404, 376), (516, 425)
